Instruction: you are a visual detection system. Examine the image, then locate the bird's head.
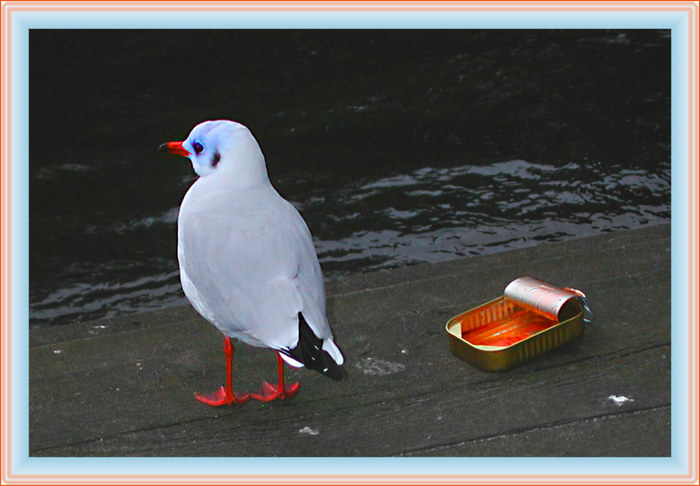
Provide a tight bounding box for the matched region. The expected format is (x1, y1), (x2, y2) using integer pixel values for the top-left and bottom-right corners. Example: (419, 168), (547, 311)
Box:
(160, 120), (268, 183)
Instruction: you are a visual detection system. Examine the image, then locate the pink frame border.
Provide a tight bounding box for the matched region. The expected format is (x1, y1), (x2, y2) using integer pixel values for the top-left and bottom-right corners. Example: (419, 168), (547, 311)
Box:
(1, 1), (697, 484)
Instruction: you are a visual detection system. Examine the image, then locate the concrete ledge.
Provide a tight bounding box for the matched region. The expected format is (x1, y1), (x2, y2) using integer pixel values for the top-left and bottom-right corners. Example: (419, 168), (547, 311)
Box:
(29, 224), (671, 456)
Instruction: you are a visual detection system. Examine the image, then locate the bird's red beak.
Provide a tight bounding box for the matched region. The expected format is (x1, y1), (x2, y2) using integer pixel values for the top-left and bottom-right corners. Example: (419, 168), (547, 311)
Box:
(158, 141), (190, 157)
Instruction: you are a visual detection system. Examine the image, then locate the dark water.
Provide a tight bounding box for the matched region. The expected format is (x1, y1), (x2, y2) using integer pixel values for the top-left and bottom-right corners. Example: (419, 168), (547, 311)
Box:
(29, 30), (671, 328)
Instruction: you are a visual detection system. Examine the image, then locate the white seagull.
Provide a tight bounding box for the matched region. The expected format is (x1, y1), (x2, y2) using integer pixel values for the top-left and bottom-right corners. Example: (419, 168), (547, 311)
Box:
(160, 120), (345, 406)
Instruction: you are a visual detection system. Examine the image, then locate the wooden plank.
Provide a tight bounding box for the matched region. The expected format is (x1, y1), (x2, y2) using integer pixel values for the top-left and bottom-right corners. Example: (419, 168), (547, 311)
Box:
(29, 224), (671, 457)
(30, 344), (670, 457)
(402, 406), (671, 457)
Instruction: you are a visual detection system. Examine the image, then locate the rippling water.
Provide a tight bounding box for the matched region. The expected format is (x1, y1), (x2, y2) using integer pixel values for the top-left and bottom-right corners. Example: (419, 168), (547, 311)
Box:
(29, 30), (670, 328)
(308, 159), (670, 270)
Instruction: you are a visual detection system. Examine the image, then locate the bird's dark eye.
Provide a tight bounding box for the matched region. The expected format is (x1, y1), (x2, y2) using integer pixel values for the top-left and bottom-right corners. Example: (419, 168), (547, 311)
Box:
(193, 142), (204, 154)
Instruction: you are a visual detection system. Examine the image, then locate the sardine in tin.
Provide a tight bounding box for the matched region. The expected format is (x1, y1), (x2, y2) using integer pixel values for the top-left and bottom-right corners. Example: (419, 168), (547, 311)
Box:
(446, 277), (592, 371)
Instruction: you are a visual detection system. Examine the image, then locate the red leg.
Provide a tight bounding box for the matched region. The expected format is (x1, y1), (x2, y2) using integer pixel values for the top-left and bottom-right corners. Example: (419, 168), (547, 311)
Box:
(250, 353), (300, 402)
(195, 337), (250, 406)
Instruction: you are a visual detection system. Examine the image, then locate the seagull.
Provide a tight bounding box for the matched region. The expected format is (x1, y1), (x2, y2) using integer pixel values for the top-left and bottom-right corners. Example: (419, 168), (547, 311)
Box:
(159, 120), (345, 406)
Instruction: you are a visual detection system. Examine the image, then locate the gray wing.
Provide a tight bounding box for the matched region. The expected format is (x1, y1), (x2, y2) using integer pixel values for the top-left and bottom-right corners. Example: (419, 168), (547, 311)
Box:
(177, 186), (329, 351)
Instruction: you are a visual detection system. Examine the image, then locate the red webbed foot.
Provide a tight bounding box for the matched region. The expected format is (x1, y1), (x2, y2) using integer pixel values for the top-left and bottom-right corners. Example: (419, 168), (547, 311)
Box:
(194, 385), (250, 406)
(249, 352), (301, 402)
(250, 381), (300, 402)
(194, 337), (250, 407)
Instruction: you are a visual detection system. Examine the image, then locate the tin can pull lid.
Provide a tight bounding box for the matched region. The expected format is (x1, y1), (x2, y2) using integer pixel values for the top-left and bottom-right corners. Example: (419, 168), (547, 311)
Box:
(504, 277), (594, 324)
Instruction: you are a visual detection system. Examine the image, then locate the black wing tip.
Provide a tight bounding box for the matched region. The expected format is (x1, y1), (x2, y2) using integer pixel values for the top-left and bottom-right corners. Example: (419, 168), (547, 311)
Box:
(286, 312), (346, 381)
(322, 360), (347, 381)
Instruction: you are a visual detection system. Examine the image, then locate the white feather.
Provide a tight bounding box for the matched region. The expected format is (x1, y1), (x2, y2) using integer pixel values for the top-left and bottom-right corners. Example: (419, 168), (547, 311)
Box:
(175, 120), (343, 366)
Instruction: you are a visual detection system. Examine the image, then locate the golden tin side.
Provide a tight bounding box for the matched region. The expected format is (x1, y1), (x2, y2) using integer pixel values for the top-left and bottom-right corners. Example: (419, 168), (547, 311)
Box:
(446, 295), (585, 371)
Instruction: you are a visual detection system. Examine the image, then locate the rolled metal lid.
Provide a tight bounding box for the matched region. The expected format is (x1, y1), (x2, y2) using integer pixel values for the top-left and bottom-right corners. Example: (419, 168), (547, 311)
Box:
(504, 277), (594, 323)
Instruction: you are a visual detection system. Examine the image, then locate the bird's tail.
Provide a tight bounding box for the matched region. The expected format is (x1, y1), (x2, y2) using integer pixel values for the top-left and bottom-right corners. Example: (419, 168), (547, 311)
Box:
(280, 313), (345, 381)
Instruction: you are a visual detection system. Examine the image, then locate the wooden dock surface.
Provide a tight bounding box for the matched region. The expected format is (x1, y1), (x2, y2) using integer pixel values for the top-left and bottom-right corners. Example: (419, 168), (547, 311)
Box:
(29, 224), (671, 457)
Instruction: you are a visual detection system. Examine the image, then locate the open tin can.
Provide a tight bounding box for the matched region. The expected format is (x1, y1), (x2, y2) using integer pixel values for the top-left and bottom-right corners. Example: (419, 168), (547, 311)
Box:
(446, 277), (593, 371)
